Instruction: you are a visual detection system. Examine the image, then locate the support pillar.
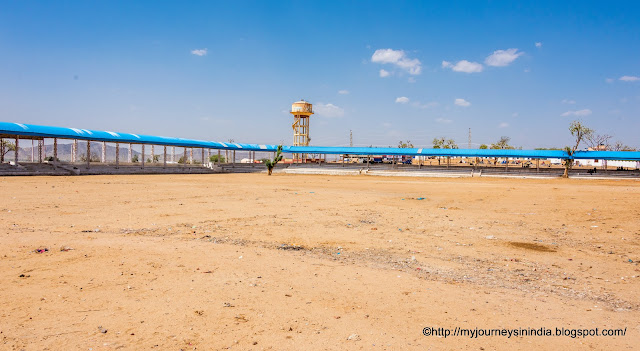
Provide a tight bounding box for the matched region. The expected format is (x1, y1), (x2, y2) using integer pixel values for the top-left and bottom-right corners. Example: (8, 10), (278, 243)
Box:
(31, 140), (34, 162)
(86, 141), (90, 169)
(232, 151), (236, 168)
(447, 156), (450, 169)
(183, 148), (187, 167)
(201, 148), (205, 165)
(172, 146), (175, 163)
(189, 148), (193, 164)
(217, 150), (221, 165)
(151, 145), (155, 164)
(14, 136), (19, 165)
(536, 158), (540, 173)
(128, 143), (132, 163)
(0, 138), (4, 163)
(115, 143), (119, 169)
(141, 144), (145, 169)
(367, 155), (370, 170)
(505, 158), (508, 171)
(252, 151), (255, 167)
(53, 138), (58, 167)
(163, 146), (167, 168)
(72, 139), (77, 163)
(101, 141), (106, 163)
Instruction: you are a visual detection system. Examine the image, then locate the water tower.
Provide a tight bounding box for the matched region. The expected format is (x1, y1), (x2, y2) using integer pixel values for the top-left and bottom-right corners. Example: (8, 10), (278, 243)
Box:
(290, 100), (313, 162)
(291, 99), (313, 146)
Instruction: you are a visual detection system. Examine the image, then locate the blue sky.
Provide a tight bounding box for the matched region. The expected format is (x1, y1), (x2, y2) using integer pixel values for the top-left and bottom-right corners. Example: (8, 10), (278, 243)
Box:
(1, 1), (639, 148)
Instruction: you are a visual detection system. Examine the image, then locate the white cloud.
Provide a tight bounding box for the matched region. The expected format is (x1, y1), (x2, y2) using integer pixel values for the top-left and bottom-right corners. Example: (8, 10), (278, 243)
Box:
(454, 98), (471, 107)
(605, 78), (614, 83)
(620, 75), (640, 82)
(338, 90), (350, 95)
(371, 49), (422, 75)
(379, 69), (390, 77)
(442, 60), (484, 73)
(435, 118), (453, 124)
(485, 48), (524, 67)
(499, 122), (509, 128)
(314, 103), (345, 118)
(395, 96), (410, 104)
(535, 42), (542, 48)
(562, 99), (576, 104)
(561, 109), (592, 117)
(191, 48), (207, 56)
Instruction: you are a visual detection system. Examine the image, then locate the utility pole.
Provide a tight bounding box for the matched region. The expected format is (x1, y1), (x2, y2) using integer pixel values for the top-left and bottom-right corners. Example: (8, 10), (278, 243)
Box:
(350, 130), (353, 147)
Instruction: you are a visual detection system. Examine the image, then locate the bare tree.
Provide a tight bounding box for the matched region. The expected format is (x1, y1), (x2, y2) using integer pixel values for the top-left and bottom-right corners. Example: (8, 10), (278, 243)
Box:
(563, 120), (594, 178)
(612, 141), (636, 151)
(585, 133), (612, 150)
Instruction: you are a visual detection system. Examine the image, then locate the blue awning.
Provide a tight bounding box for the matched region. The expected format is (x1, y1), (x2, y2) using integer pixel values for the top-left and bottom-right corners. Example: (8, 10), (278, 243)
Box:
(2, 121), (639, 161)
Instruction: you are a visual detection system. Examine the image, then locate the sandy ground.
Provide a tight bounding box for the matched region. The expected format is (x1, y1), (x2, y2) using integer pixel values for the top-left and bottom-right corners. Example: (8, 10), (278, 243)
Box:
(0, 174), (638, 350)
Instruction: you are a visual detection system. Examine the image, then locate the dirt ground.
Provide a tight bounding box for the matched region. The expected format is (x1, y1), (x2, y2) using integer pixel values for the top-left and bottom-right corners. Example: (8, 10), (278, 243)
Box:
(0, 174), (638, 350)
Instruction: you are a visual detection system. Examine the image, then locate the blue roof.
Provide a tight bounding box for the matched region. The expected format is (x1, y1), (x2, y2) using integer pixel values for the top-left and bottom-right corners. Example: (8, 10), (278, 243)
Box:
(0, 121), (277, 151)
(2, 121), (640, 161)
(573, 150), (640, 161)
(284, 146), (569, 159)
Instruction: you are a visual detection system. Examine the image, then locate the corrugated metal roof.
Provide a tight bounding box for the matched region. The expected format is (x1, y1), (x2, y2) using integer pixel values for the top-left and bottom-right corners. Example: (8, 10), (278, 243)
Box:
(2, 121), (639, 161)
(573, 150), (640, 161)
(284, 146), (568, 159)
(0, 121), (276, 151)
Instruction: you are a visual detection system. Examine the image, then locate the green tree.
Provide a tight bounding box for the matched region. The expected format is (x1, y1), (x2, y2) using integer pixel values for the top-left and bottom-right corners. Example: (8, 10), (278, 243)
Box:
(263, 145), (283, 176)
(443, 139), (458, 149)
(209, 154), (226, 163)
(479, 144), (488, 149)
(563, 120), (594, 178)
(398, 140), (414, 148)
(1, 139), (16, 162)
(80, 153), (100, 162)
(490, 136), (514, 149)
(131, 154), (139, 163)
(147, 155), (160, 163)
(432, 137), (457, 165)
(432, 137), (444, 149)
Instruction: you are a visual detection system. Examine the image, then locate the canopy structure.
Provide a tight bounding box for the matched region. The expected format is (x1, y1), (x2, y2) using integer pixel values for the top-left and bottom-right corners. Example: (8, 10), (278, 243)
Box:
(2, 121), (640, 161)
(285, 146), (570, 159)
(0, 121), (276, 152)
